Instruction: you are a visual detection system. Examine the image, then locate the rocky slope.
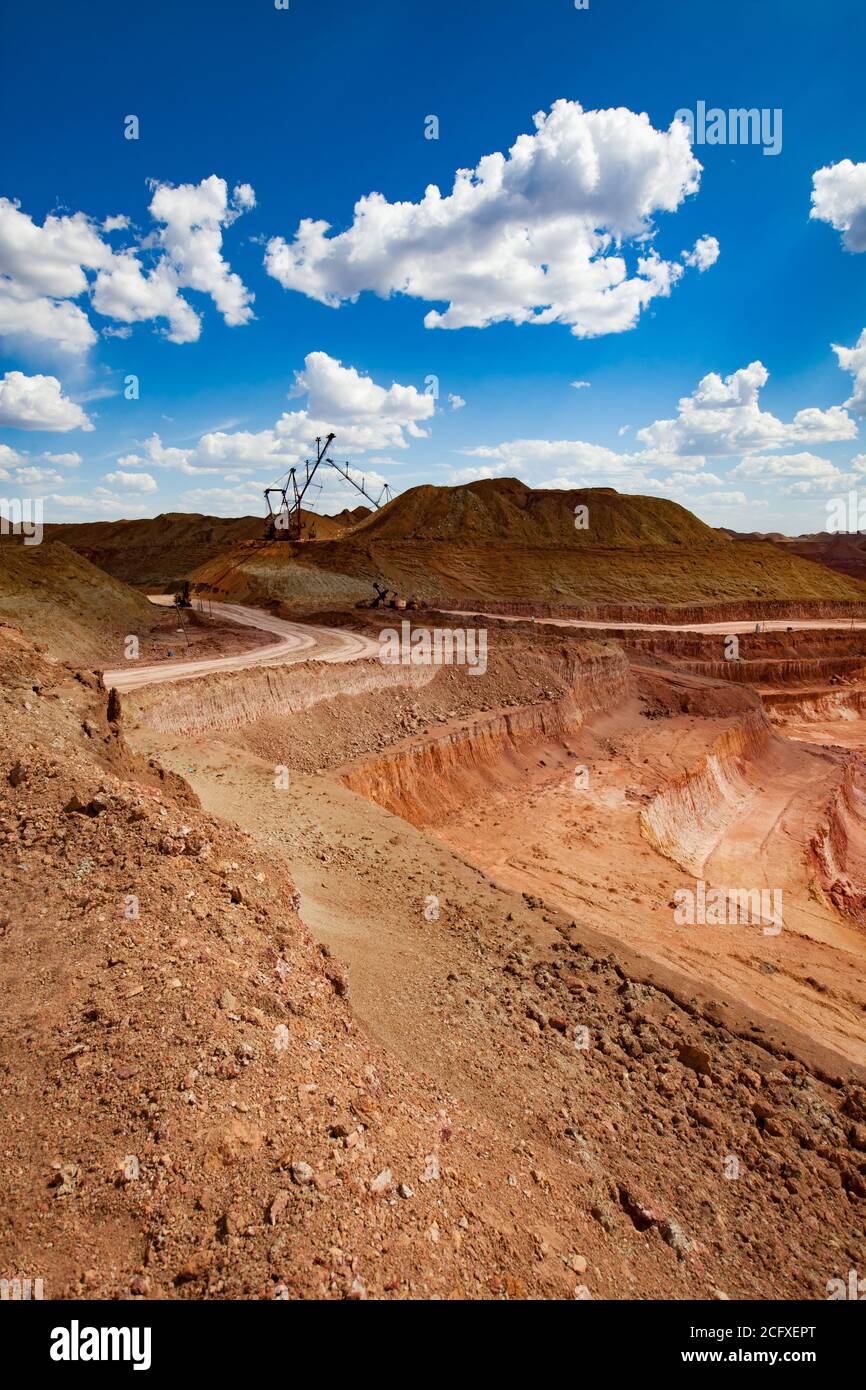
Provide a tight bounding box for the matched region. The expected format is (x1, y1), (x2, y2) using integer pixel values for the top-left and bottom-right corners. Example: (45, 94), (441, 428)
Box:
(0, 541), (157, 663)
(45, 509), (353, 589)
(0, 625), (594, 1299)
(4, 613), (866, 1299)
(0, 542), (279, 667)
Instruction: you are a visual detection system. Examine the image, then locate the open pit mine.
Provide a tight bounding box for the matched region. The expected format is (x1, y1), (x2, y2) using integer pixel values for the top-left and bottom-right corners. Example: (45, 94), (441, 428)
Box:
(3, 477), (866, 1303)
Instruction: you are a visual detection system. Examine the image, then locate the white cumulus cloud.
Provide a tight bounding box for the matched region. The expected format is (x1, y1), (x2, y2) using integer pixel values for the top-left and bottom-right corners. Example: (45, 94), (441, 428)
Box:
(635, 361), (855, 458)
(682, 234), (720, 270)
(265, 100), (715, 338)
(0, 177), (255, 355)
(0, 370), (93, 431)
(116, 351), (434, 482)
(811, 159), (866, 253)
(834, 329), (866, 415)
(102, 469), (158, 493)
(41, 451), (81, 467)
(460, 360), (860, 496)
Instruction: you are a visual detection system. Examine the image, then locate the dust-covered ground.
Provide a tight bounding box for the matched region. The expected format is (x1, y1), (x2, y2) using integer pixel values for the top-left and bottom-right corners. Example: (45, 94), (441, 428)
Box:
(4, 600), (866, 1301)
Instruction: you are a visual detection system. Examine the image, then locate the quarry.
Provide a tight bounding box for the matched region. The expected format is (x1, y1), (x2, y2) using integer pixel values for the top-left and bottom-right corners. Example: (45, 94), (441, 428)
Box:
(3, 478), (866, 1302)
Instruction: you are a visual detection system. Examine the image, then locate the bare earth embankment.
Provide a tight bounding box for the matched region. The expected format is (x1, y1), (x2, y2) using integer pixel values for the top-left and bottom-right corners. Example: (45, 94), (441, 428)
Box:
(5, 483), (866, 1300)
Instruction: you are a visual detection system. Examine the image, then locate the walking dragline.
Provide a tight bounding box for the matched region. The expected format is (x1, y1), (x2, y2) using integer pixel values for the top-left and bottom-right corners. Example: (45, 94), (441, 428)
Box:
(263, 432), (393, 540)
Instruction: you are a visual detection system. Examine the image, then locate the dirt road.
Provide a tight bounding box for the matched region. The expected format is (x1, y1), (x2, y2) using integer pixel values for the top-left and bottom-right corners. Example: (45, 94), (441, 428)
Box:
(446, 610), (866, 635)
(104, 599), (380, 691)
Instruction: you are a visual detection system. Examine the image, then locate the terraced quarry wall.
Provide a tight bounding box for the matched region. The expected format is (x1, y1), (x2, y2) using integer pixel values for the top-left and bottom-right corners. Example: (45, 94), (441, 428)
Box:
(339, 649), (632, 825)
(126, 657), (439, 736)
(765, 688), (866, 724)
(448, 596), (866, 623)
(638, 711), (772, 875)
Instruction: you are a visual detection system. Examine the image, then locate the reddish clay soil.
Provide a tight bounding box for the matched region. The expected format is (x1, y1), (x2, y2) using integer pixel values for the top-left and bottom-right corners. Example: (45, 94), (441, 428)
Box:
(4, 593), (866, 1300)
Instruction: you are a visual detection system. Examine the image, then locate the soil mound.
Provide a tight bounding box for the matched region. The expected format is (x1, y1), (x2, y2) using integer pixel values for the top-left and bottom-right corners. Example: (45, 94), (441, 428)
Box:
(0, 541), (156, 662)
(45, 513), (266, 588)
(350, 479), (719, 547)
(46, 509), (354, 589)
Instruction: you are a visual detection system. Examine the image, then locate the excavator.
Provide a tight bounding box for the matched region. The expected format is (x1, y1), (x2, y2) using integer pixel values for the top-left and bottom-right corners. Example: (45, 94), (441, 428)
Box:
(174, 581), (193, 608)
(356, 582), (422, 611)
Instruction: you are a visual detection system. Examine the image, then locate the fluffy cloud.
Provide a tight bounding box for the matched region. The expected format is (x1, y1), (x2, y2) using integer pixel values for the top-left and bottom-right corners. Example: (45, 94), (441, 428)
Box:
(0, 177), (255, 354)
(0, 198), (111, 353)
(116, 351), (435, 482)
(465, 437), (643, 479)
(635, 362), (855, 458)
(0, 440), (75, 489)
(293, 351), (431, 441)
(811, 160), (866, 253)
(12, 465), (65, 486)
(682, 234), (720, 271)
(102, 469), (158, 493)
(461, 360), (860, 496)
(731, 451), (854, 495)
(834, 329), (866, 415)
(0, 443), (26, 469)
(179, 483), (268, 516)
(90, 257), (201, 345)
(41, 451), (81, 467)
(0, 371), (93, 431)
(93, 177), (256, 342)
(731, 451), (840, 479)
(266, 100), (715, 338)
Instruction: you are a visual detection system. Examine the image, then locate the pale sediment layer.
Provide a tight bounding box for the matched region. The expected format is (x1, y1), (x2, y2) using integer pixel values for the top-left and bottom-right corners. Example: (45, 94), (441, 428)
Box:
(127, 657), (438, 736)
(638, 712), (772, 876)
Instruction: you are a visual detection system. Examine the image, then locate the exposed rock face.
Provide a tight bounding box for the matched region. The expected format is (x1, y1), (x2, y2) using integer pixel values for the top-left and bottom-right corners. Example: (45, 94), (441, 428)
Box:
(684, 657), (866, 686)
(767, 688), (866, 724)
(639, 712), (773, 875)
(340, 650), (632, 825)
(455, 597), (866, 623)
(128, 658), (438, 737)
(812, 762), (866, 929)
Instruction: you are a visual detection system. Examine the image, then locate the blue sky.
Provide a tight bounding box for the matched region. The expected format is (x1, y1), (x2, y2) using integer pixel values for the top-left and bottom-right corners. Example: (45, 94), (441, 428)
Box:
(1, 0), (865, 533)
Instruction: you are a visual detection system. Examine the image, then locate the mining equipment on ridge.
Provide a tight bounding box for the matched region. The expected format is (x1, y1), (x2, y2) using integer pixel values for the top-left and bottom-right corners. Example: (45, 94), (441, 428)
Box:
(355, 582), (423, 611)
(264, 433), (393, 541)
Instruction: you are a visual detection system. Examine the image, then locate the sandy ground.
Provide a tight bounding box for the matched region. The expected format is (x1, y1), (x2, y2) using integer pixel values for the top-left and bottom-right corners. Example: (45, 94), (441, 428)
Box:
(432, 698), (866, 1070)
(16, 609), (864, 1299)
